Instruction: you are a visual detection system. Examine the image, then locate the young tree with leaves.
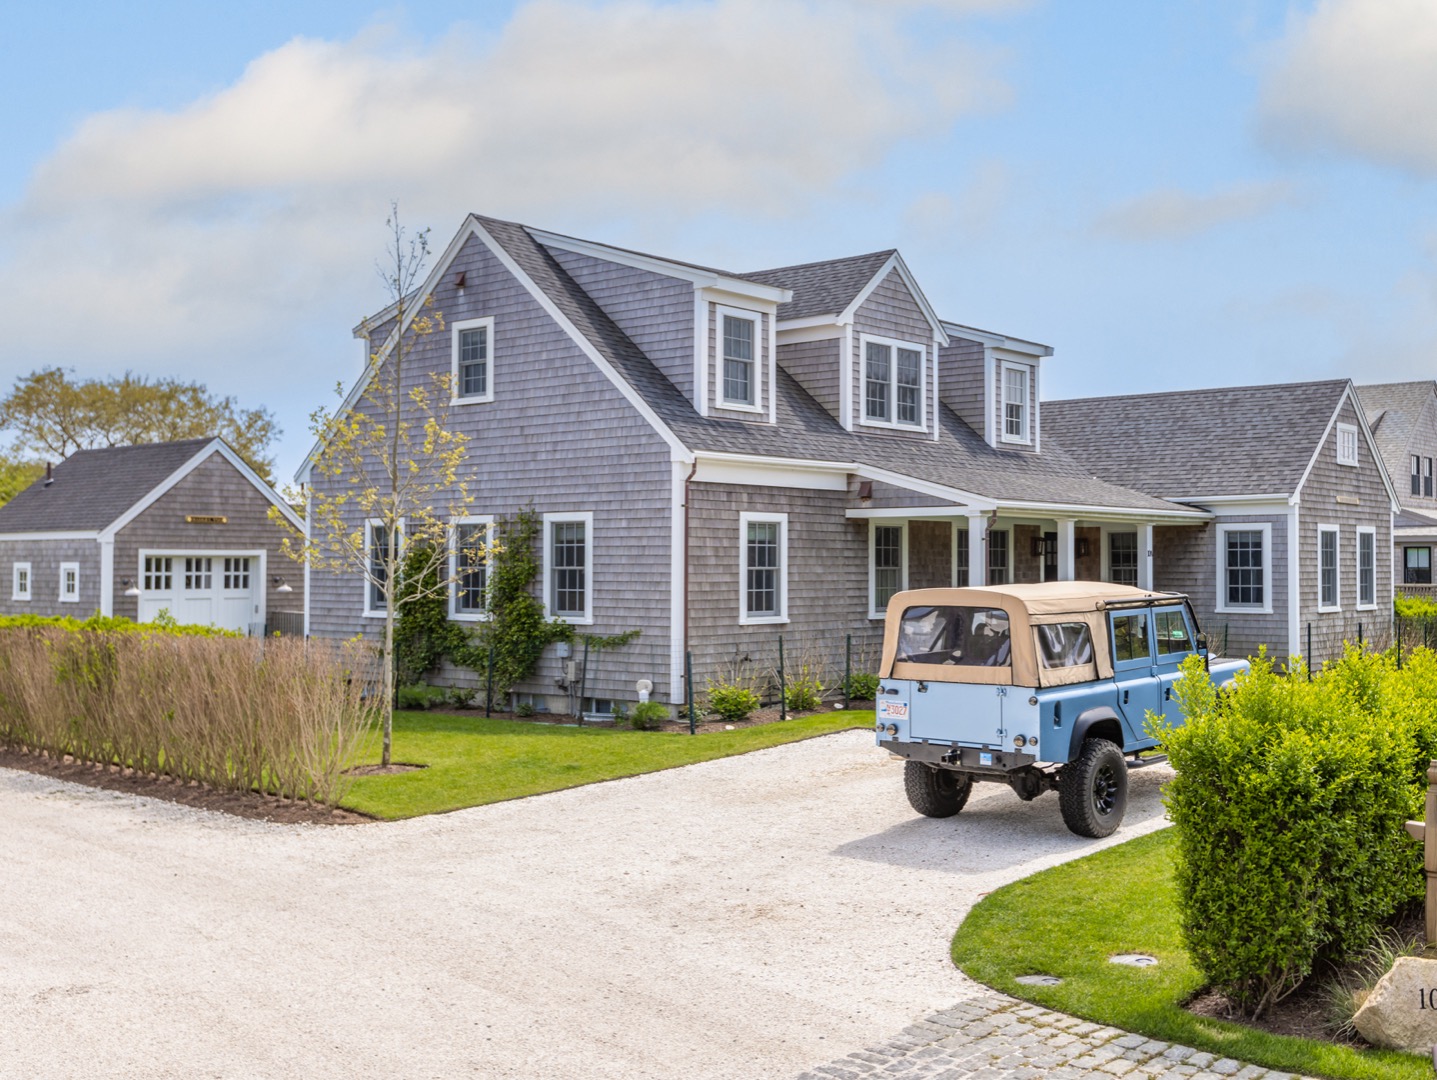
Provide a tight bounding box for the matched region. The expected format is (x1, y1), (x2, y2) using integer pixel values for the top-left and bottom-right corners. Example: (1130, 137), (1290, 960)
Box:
(274, 206), (485, 767)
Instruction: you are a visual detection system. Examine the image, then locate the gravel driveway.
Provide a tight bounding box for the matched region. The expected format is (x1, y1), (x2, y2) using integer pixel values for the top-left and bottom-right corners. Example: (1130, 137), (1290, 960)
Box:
(0, 730), (1175, 1080)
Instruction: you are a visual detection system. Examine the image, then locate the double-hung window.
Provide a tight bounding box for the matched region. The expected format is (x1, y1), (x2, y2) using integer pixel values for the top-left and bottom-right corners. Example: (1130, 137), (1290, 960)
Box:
(1356, 528), (1376, 609)
(739, 512), (787, 624)
(1216, 524), (1270, 613)
(451, 317), (495, 404)
(1335, 423), (1358, 467)
(1407, 546), (1432, 585)
(1109, 532), (1138, 587)
(861, 336), (924, 429)
(870, 523), (906, 616)
(1318, 525), (1340, 611)
(365, 520), (399, 615)
(544, 513), (592, 624)
(59, 562), (79, 603)
(717, 307), (760, 410)
(987, 529), (1009, 585)
(1001, 362), (1031, 444)
(1413, 455), (1422, 497)
(450, 517), (494, 620)
(1427, 457), (1434, 497)
(12, 562), (30, 601)
(954, 528), (969, 587)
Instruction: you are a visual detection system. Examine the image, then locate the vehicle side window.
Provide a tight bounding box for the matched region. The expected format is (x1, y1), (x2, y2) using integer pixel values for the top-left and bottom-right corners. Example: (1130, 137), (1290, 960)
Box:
(1154, 608), (1192, 657)
(1111, 613), (1151, 663)
(1035, 622), (1095, 669)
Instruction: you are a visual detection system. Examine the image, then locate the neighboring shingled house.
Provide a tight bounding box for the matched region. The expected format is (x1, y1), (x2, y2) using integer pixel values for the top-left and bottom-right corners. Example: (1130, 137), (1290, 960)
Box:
(298, 215), (1223, 714)
(1044, 381), (1399, 664)
(1357, 381), (1437, 592)
(0, 439), (305, 633)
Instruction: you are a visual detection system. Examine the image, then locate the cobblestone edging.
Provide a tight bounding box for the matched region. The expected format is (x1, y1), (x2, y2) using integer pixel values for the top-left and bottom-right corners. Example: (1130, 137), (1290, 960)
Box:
(799, 991), (1315, 1080)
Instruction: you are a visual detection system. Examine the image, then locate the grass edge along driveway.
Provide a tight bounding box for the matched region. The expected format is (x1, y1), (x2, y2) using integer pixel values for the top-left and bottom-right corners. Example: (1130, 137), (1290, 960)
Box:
(951, 828), (1428, 1080)
(341, 709), (867, 819)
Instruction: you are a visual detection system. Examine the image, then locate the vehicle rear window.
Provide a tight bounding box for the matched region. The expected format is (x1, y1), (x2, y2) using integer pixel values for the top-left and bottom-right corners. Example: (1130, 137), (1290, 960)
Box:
(896, 606), (1011, 667)
(1034, 622), (1095, 670)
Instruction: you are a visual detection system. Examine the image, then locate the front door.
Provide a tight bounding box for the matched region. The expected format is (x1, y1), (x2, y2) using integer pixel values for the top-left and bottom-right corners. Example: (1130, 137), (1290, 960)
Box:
(1043, 532), (1058, 582)
(1109, 610), (1162, 747)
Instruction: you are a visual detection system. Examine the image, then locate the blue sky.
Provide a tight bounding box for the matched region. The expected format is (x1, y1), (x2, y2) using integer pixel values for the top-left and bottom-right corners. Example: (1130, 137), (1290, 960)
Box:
(3, 0), (1435, 482)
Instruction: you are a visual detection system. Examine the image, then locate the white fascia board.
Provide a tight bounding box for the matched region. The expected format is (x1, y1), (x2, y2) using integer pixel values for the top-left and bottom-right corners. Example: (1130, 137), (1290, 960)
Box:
(846, 506), (968, 519)
(527, 229), (791, 304)
(993, 345), (1048, 365)
(940, 321), (1054, 357)
(102, 440), (303, 541)
(994, 499), (1212, 522)
(698, 285), (781, 314)
(0, 530), (101, 541)
(776, 314), (841, 331)
(839, 253), (950, 347)
(776, 324), (841, 346)
(1163, 493), (1296, 506)
(693, 456), (847, 492)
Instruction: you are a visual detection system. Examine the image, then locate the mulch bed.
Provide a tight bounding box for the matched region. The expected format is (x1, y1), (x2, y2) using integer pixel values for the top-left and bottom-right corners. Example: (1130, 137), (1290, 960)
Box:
(0, 746), (373, 825)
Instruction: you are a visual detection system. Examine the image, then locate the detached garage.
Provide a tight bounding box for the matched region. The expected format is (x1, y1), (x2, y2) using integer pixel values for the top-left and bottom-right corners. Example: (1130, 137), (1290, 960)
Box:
(0, 438), (304, 634)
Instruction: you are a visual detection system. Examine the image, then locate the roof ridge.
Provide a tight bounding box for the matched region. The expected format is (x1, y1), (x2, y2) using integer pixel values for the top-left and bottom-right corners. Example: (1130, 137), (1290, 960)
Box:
(1047, 378), (1350, 409)
(742, 249), (896, 277)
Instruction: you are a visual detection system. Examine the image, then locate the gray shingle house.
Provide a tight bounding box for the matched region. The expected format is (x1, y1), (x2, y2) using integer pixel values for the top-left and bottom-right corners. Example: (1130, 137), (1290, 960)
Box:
(0, 438), (305, 633)
(1044, 381), (1400, 664)
(1357, 381), (1437, 594)
(301, 214), (1247, 713)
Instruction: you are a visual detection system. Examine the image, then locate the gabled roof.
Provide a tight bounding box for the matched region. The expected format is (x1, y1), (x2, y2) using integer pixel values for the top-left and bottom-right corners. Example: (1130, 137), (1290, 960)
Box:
(1043, 380), (1353, 499)
(0, 438), (303, 536)
(743, 251), (896, 321)
(1357, 381), (1437, 484)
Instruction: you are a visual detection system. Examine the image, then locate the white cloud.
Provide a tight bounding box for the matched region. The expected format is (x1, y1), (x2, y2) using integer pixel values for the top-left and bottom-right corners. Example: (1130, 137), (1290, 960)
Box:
(1093, 181), (1295, 242)
(1259, 0), (1437, 174)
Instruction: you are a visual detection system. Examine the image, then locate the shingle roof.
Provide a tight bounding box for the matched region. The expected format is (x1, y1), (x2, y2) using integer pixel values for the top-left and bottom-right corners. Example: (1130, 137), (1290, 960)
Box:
(478, 218), (1193, 515)
(0, 439), (213, 533)
(1357, 381), (1437, 486)
(743, 251), (895, 321)
(1043, 381), (1351, 498)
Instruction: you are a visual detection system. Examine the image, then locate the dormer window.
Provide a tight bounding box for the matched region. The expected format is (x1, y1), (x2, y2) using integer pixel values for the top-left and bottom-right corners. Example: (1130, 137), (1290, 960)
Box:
(719, 310), (758, 409)
(861, 335), (925, 430)
(1001, 362), (1030, 444)
(452, 317), (495, 404)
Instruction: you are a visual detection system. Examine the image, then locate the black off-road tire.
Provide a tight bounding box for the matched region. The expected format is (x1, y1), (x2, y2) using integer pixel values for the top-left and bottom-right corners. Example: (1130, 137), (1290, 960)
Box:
(1058, 738), (1128, 838)
(904, 761), (972, 818)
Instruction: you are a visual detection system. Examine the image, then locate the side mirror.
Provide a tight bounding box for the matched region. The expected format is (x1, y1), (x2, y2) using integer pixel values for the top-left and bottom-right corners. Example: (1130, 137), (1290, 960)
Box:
(1196, 633), (1208, 652)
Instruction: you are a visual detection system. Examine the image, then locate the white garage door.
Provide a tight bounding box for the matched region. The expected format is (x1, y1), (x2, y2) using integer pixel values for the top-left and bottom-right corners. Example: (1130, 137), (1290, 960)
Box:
(137, 555), (260, 634)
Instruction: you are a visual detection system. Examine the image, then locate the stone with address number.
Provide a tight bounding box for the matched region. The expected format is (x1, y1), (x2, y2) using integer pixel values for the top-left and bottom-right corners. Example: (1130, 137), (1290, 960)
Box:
(1353, 955), (1437, 1052)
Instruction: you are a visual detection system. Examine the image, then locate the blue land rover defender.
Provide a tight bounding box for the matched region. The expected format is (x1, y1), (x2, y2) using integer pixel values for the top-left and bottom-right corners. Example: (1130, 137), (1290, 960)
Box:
(875, 582), (1248, 837)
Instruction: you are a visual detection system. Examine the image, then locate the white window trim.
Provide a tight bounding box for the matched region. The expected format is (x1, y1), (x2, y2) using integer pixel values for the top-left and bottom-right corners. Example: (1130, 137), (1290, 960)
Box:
(738, 511), (789, 625)
(1335, 422), (1358, 467)
(1214, 522), (1273, 615)
(714, 304), (763, 413)
(543, 511), (594, 625)
(1317, 523), (1341, 613)
(999, 360), (1031, 445)
(1355, 526), (1377, 611)
(451, 316), (496, 405)
(12, 562), (31, 602)
(59, 561), (79, 603)
(362, 517), (405, 619)
(858, 333), (927, 432)
(868, 520), (909, 620)
(449, 515), (495, 622)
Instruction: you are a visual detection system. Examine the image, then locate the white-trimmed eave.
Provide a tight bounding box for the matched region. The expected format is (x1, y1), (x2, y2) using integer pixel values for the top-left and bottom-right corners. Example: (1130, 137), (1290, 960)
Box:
(102, 439), (305, 541)
(839, 253), (950, 348)
(526, 228), (791, 305)
(939, 320), (1054, 359)
(1292, 382), (1403, 514)
(0, 530), (101, 541)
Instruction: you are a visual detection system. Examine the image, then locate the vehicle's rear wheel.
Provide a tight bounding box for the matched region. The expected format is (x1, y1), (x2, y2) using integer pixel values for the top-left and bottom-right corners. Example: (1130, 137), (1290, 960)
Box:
(904, 761), (972, 818)
(1058, 738), (1127, 838)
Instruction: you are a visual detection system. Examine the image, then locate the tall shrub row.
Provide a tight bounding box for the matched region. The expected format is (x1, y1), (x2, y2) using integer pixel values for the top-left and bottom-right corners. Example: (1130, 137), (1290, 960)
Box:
(1159, 648), (1437, 1018)
(0, 626), (378, 806)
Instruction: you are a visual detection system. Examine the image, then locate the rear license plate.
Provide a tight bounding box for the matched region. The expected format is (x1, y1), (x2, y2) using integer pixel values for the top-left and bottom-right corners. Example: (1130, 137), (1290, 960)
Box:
(877, 699), (909, 721)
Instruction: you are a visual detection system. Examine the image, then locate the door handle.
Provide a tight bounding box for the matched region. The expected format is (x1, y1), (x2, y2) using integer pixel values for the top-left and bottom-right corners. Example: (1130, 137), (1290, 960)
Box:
(1123, 689), (1129, 704)
(1164, 687), (1171, 701)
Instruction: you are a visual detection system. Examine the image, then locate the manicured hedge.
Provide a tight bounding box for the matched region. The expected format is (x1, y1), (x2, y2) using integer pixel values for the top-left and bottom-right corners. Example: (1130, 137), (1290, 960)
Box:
(1158, 648), (1437, 1017)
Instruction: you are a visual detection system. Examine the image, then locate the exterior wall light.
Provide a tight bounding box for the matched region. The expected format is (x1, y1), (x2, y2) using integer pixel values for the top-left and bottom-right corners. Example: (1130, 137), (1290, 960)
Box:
(121, 578), (141, 597)
(271, 576), (293, 593)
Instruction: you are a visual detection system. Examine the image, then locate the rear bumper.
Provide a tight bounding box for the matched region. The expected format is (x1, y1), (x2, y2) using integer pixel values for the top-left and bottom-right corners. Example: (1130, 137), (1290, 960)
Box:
(879, 739), (1039, 773)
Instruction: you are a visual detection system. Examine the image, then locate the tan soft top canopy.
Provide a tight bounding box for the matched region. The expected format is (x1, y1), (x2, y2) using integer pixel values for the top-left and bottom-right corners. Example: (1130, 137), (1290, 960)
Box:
(880, 582), (1188, 688)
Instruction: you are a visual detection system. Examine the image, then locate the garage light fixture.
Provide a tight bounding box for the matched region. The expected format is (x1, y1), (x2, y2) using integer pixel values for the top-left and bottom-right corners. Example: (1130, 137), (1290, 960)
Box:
(271, 576), (293, 594)
(121, 578), (141, 597)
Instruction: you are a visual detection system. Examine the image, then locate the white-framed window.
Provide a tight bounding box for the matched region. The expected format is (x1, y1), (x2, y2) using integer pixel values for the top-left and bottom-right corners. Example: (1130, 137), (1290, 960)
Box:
(1407, 545), (1433, 585)
(860, 335), (925, 430)
(953, 527), (970, 587)
(1427, 457), (1434, 498)
(59, 562), (79, 603)
(451, 316), (495, 404)
(1317, 524), (1340, 612)
(450, 515), (495, 621)
(1335, 423), (1358, 467)
(715, 305), (761, 411)
(1109, 532), (1139, 587)
(12, 562), (31, 602)
(184, 557), (213, 592)
(143, 556), (173, 593)
(222, 557), (251, 592)
(988, 529), (1010, 585)
(1356, 527), (1376, 610)
(869, 521), (907, 618)
(543, 512), (593, 624)
(1215, 522), (1272, 614)
(1000, 362), (1031, 444)
(739, 511), (788, 624)
(363, 518), (403, 617)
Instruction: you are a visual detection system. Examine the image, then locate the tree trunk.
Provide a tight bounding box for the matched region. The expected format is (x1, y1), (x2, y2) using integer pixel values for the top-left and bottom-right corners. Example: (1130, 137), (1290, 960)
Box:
(382, 562), (396, 768)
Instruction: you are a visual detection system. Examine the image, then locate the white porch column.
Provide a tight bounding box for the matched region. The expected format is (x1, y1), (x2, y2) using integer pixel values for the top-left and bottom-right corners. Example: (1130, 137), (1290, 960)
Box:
(966, 512), (987, 586)
(1139, 523), (1154, 590)
(1056, 519), (1076, 581)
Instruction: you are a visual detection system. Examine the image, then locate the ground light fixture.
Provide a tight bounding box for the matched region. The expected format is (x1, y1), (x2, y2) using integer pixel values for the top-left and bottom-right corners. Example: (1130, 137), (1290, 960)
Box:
(121, 578), (141, 597)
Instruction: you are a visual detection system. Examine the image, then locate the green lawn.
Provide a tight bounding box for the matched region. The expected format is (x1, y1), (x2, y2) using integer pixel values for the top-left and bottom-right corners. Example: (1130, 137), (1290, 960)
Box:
(341, 709), (867, 819)
(951, 828), (1428, 1080)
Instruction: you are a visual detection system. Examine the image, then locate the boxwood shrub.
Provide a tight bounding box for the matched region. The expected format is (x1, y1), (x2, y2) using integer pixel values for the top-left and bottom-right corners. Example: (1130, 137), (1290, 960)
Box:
(1158, 648), (1437, 1018)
